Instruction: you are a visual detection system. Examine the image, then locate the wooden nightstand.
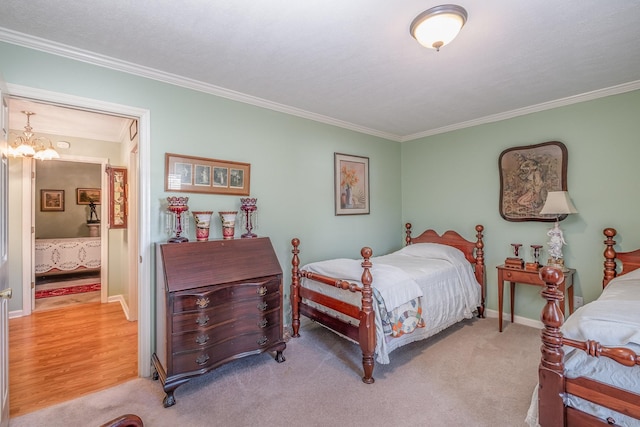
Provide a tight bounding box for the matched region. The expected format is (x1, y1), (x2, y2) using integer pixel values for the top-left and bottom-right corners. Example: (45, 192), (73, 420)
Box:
(496, 264), (575, 332)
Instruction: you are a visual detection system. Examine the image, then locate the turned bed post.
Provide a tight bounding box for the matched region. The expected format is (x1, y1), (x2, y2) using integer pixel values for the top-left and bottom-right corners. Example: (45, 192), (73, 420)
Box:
(603, 228), (617, 288)
(405, 223), (412, 246)
(538, 266), (566, 427)
(359, 246), (376, 384)
(291, 238), (301, 338)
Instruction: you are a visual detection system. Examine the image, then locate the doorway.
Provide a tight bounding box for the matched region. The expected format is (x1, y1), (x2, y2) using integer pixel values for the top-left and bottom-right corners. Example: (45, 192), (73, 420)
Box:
(6, 84), (152, 381)
(33, 159), (104, 312)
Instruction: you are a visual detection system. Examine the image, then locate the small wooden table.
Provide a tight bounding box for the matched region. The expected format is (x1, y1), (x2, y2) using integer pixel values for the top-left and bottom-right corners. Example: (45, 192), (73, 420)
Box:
(497, 264), (575, 332)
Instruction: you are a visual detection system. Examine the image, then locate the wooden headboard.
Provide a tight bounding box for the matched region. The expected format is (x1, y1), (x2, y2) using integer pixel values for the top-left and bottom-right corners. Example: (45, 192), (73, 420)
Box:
(603, 227), (640, 287)
(403, 223), (485, 314)
(404, 223), (485, 267)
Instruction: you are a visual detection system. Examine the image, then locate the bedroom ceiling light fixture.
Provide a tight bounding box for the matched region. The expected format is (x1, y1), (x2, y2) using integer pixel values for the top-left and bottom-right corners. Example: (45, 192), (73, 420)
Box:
(9, 111), (60, 161)
(539, 191), (578, 272)
(410, 4), (468, 51)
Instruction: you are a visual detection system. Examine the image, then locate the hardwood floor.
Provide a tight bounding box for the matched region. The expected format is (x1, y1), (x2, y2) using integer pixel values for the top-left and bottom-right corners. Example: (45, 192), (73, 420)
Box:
(8, 302), (138, 418)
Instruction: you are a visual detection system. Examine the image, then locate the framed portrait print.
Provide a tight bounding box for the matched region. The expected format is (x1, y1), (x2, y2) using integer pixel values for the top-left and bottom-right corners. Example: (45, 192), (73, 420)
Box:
(76, 188), (101, 205)
(498, 141), (568, 222)
(335, 153), (369, 215)
(40, 189), (65, 212)
(165, 153), (250, 195)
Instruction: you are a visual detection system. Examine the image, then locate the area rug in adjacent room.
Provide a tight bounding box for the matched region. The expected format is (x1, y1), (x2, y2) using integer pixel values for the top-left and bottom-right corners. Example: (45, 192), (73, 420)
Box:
(35, 283), (101, 299)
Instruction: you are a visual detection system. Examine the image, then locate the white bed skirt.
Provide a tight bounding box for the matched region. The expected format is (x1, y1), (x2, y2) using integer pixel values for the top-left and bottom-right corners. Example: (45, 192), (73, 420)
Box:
(35, 237), (101, 275)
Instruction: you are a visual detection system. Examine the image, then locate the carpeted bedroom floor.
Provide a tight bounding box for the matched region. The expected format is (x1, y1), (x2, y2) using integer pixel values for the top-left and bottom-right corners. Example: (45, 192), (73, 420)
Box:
(9, 315), (540, 427)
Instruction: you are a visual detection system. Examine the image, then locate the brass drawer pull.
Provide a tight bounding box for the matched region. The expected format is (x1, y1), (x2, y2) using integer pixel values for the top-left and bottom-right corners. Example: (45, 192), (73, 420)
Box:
(257, 286), (268, 296)
(257, 302), (268, 311)
(196, 297), (210, 309)
(195, 314), (209, 326)
(195, 334), (209, 345)
(257, 319), (268, 328)
(257, 336), (268, 346)
(195, 354), (210, 366)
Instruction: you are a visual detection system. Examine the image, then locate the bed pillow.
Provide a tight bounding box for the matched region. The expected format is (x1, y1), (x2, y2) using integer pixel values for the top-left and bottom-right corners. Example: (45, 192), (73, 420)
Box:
(396, 242), (467, 265)
(562, 269), (640, 347)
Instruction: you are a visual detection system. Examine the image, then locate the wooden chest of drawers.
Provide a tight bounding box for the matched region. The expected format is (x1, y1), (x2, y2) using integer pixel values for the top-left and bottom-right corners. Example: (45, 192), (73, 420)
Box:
(152, 237), (286, 407)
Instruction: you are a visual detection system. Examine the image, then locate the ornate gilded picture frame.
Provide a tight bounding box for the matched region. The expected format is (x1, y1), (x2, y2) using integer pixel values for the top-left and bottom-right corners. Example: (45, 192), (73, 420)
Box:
(108, 167), (127, 229)
(498, 141), (568, 222)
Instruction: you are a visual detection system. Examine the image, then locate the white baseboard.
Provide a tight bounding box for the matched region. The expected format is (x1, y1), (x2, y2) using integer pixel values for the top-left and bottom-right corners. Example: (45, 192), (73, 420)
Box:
(108, 294), (133, 321)
(484, 309), (543, 329)
(9, 309), (24, 319)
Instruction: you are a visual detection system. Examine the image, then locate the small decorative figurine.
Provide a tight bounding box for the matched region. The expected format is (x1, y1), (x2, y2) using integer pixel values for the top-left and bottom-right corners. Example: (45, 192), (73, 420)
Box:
(87, 200), (100, 223)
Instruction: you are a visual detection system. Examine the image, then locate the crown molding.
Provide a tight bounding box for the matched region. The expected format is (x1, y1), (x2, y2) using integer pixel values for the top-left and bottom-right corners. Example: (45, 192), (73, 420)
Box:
(0, 28), (401, 142)
(2, 27), (639, 144)
(401, 80), (640, 142)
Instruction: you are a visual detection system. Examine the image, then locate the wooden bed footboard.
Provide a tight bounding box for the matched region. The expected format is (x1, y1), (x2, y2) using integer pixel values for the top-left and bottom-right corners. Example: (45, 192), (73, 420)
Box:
(538, 266), (640, 426)
(291, 238), (376, 383)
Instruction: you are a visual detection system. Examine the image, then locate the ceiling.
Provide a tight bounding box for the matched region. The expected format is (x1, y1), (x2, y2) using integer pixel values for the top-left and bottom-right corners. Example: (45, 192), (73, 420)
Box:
(1, 1), (640, 142)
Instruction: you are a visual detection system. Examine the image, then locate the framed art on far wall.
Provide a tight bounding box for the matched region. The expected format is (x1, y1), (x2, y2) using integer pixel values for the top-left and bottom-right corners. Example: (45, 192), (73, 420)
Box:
(165, 153), (250, 196)
(76, 188), (101, 205)
(498, 141), (568, 222)
(40, 189), (65, 212)
(335, 153), (369, 215)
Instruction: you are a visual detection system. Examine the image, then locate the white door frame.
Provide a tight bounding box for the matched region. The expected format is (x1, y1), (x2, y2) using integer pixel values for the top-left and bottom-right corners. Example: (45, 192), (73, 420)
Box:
(9, 83), (152, 377)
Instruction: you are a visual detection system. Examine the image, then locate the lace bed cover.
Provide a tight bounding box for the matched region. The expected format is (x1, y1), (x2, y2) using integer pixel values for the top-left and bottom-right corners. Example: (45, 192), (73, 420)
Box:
(35, 237), (101, 275)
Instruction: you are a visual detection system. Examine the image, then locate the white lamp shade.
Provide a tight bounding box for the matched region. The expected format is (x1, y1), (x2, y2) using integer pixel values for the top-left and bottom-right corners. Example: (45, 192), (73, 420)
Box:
(410, 5), (467, 50)
(539, 191), (578, 215)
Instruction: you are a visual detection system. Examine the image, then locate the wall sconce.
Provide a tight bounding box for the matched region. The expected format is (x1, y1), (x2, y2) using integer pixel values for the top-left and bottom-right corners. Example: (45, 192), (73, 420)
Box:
(410, 4), (468, 51)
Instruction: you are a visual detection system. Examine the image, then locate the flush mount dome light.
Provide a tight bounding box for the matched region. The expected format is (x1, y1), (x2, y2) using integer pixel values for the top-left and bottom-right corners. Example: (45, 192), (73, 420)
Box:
(410, 4), (468, 51)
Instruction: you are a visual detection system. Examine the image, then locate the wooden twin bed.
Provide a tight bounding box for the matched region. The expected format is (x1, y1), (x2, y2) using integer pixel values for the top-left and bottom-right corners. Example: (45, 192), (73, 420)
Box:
(536, 228), (640, 426)
(290, 223), (485, 383)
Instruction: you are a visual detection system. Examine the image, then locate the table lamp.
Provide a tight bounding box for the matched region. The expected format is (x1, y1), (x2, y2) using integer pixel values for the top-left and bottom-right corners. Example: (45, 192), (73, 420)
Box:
(539, 191), (578, 271)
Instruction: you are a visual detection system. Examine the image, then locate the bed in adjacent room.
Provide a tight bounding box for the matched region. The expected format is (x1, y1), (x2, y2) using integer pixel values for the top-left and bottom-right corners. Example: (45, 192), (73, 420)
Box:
(34, 237), (101, 277)
(290, 223), (485, 383)
(528, 227), (640, 427)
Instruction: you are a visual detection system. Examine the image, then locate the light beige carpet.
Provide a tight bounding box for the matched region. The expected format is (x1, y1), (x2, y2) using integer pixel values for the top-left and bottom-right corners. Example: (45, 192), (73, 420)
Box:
(10, 316), (540, 427)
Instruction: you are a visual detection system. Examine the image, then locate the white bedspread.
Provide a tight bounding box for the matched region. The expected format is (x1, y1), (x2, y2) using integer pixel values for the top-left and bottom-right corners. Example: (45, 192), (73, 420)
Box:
(300, 243), (482, 364)
(35, 237), (101, 274)
(526, 268), (640, 427)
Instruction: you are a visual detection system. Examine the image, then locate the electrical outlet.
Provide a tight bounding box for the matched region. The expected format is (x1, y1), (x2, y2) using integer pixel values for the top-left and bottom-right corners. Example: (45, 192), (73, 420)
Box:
(574, 296), (584, 309)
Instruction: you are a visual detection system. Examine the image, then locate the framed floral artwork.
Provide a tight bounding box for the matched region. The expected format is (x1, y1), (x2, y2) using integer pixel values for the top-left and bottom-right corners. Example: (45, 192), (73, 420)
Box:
(335, 153), (369, 215)
(498, 141), (568, 222)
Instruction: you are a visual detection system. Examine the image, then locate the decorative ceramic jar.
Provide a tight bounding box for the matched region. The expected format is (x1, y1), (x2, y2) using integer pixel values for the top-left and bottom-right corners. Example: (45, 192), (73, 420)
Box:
(192, 211), (214, 241)
(219, 211), (238, 240)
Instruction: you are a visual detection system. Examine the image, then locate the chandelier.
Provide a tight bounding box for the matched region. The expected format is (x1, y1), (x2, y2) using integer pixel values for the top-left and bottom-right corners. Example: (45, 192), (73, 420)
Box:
(9, 111), (60, 161)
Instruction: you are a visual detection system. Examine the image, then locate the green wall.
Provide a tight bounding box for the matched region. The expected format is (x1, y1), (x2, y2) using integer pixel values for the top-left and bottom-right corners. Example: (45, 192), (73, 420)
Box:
(402, 90), (640, 320)
(1, 42), (402, 315)
(3, 40), (639, 327)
